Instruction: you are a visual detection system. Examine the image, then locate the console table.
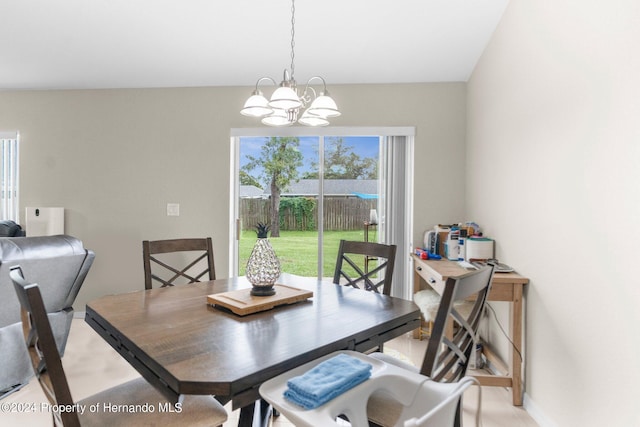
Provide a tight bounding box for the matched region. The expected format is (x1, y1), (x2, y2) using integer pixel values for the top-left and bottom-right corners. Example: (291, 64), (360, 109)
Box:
(411, 254), (529, 406)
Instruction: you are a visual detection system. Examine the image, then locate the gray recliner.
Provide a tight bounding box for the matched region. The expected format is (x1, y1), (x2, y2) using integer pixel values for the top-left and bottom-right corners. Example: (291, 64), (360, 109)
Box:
(0, 235), (95, 398)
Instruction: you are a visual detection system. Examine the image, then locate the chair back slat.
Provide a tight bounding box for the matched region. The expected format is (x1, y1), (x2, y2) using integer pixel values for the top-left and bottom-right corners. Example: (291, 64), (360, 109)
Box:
(10, 266), (81, 427)
(333, 240), (397, 296)
(143, 238), (215, 290)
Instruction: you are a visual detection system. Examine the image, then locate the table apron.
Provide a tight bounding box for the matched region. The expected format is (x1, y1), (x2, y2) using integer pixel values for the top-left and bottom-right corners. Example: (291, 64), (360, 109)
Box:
(352, 317), (421, 353)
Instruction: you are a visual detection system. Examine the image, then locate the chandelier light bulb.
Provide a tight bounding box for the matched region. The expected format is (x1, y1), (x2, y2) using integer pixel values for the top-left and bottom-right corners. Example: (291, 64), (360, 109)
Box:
(269, 85), (303, 110)
(261, 108), (294, 127)
(298, 110), (329, 127)
(240, 91), (273, 118)
(306, 92), (341, 118)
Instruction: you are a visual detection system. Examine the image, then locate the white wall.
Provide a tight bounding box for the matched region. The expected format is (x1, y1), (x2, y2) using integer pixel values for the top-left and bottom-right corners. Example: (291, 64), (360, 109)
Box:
(0, 83), (466, 309)
(467, 0), (640, 425)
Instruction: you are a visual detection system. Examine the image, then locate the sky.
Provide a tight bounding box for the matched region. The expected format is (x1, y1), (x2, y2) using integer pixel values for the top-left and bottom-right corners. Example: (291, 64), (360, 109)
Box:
(239, 135), (380, 184)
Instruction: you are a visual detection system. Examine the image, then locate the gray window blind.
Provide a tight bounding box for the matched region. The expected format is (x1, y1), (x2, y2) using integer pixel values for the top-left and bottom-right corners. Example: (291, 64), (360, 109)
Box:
(0, 132), (20, 222)
(380, 135), (414, 300)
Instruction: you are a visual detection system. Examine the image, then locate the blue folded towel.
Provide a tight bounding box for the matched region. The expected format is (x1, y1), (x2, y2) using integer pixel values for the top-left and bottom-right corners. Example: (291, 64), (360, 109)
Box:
(283, 353), (372, 409)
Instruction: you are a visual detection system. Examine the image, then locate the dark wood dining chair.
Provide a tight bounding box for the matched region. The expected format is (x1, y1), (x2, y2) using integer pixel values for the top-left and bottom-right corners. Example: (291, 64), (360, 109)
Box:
(143, 237), (215, 290)
(333, 240), (397, 296)
(367, 263), (496, 427)
(333, 240), (397, 353)
(9, 265), (227, 427)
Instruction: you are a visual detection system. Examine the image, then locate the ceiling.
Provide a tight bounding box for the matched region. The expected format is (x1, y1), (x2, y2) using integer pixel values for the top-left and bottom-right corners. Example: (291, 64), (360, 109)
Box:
(0, 0), (509, 91)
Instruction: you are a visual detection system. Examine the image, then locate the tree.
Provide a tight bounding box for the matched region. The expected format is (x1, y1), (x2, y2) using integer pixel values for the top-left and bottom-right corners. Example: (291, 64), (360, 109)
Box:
(239, 170), (262, 188)
(302, 137), (378, 180)
(244, 137), (303, 237)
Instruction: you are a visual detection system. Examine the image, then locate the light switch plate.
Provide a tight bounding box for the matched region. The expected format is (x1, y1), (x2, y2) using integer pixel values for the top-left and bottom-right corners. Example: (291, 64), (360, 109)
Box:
(167, 203), (180, 216)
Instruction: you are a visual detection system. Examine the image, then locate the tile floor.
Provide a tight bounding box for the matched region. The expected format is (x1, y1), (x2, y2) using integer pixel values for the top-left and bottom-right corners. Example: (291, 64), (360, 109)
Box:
(3, 318), (538, 426)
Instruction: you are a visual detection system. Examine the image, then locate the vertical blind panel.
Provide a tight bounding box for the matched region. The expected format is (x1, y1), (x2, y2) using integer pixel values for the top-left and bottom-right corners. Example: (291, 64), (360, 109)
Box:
(0, 136), (19, 222)
(381, 135), (414, 301)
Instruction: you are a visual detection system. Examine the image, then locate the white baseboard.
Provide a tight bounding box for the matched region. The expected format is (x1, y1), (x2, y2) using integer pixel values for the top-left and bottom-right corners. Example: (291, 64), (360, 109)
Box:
(73, 310), (86, 319)
(482, 358), (555, 427)
(523, 393), (557, 427)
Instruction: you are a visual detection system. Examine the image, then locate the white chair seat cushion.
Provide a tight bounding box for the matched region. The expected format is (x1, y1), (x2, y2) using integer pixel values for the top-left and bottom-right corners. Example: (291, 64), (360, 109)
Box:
(413, 289), (442, 322)
(414, 289), (474, 322)
(77, 377), (227, 427)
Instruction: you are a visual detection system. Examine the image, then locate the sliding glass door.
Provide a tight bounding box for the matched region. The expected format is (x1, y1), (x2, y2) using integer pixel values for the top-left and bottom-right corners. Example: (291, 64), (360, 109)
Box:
(231, 127), (414, 298)
(320, 136), (381, 278)
(237, 135), (321, 277)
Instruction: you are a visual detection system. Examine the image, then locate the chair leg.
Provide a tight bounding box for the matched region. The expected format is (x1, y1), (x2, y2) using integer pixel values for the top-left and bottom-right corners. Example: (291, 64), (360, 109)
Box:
(454, 400), (462, 427)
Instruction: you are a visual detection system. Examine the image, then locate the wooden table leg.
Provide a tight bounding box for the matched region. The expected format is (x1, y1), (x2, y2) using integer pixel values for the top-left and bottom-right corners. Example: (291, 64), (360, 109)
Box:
(511, 284), (524, 406)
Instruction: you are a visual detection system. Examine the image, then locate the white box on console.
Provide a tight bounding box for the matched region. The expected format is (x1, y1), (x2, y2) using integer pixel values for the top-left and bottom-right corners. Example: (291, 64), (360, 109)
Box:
(466, 237), (494, 260)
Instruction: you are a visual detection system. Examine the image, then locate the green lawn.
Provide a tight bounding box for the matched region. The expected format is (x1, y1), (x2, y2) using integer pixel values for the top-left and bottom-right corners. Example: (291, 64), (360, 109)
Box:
(239, 230), (373, 277)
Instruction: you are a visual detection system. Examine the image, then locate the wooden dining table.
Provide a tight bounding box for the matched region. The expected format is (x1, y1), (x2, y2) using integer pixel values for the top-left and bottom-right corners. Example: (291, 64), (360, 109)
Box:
(85, 273), (420, 427)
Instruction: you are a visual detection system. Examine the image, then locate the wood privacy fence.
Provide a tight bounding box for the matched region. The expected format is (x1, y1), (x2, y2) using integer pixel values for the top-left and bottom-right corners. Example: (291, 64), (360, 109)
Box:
(240, 197), (377, 231)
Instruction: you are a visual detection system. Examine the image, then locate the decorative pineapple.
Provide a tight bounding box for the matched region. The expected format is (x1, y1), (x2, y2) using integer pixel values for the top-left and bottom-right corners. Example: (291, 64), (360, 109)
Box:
(246, 222), (281, 296)
(255, 222), (270, 239)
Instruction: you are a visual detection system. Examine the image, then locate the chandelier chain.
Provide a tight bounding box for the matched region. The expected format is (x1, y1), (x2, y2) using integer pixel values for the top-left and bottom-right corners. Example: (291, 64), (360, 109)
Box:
(290, 0), (296, 81)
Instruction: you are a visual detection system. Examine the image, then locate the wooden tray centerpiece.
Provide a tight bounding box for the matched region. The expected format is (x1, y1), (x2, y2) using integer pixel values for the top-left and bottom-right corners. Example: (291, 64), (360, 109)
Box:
(207, 284), (313, 316)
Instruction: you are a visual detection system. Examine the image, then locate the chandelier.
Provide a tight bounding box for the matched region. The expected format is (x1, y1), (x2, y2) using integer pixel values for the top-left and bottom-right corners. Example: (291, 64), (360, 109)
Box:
(240, 0), (340, 127)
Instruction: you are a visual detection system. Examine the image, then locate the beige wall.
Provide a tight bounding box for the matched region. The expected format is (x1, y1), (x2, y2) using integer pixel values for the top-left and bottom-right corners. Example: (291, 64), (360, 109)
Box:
(0, 83), (466, 308)
(467, 0), (640, 425)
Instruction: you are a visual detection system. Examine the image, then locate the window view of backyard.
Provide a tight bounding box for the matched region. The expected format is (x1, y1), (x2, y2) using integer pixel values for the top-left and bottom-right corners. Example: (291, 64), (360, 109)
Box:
(238, 135), (380, 278)
(239, 230), (368, 277)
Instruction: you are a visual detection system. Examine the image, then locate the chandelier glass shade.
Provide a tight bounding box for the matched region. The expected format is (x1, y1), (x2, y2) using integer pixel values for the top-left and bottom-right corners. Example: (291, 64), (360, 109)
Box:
(240, 0), (340, 127)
